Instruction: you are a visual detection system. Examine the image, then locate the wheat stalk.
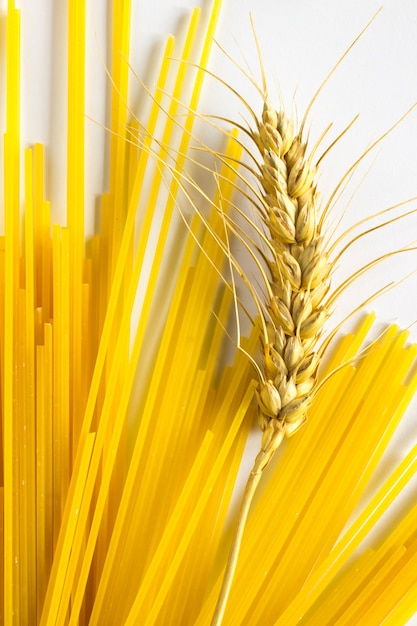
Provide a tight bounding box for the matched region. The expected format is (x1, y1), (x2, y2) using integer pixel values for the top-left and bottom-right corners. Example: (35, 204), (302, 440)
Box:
(208, 6), (338, 612)
(210, 87), (331, 624)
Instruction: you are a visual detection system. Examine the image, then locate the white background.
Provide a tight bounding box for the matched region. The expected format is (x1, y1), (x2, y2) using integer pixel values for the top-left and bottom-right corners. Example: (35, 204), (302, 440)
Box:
(1, 1), (417, 623)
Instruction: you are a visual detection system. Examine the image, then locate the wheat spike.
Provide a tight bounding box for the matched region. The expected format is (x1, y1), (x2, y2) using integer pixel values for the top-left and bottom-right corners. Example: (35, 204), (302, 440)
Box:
(253, 98), (329, 449)
(210, 89), (330, 625)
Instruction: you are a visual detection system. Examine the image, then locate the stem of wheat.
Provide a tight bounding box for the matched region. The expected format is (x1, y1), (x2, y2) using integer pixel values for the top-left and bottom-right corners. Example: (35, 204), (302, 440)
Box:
(210, 96), (330, 625)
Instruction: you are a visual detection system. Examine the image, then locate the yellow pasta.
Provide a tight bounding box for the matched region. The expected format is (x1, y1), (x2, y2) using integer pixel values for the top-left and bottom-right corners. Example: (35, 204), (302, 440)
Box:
(1, 1), (417, 625)
(3, 3), (21, 622)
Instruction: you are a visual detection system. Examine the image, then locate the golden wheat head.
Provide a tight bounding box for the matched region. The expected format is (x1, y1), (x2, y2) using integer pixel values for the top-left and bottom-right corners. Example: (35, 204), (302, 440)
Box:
(252, 98), (331, 462)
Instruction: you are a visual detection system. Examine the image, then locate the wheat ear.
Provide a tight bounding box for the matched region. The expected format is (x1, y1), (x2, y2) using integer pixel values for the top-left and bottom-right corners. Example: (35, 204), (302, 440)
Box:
(210, 90), (331, 623)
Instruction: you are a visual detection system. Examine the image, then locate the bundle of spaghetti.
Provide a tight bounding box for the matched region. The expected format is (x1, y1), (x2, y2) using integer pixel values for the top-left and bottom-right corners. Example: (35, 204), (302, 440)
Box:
(300, 494), (417, 625)
(274, 433), (417, 625)
(2, 0), (252, 622)
(195, 315), (417, 625)
(2, 1), (417, 625)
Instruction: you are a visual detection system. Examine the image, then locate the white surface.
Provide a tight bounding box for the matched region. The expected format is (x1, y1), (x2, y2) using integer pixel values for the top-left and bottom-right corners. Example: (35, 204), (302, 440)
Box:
(1, 0), (417, 623)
